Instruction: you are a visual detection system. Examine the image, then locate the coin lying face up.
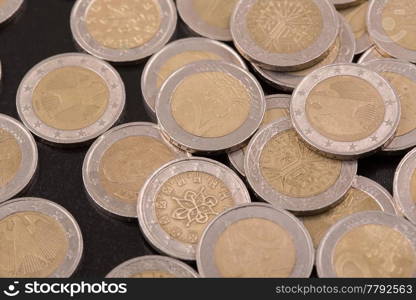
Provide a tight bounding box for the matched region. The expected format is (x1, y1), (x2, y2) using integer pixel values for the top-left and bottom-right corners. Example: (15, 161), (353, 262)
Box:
(358, 45), (391, 64)
(317, 211), (416, 278)
(83, 122), (187, 219)
(137, 157), (251, 260)
(197, 203), (314, 278)
(0, 0), (23, 24)
(291, 63), (401, 159)
(156, 61), (265, 153)
(17, 53), (125, 145)
(0, 197), (83, 277)
(70, 0), (177, 63)
(106, 255), (199, 278)
(245, 118), (357, 215)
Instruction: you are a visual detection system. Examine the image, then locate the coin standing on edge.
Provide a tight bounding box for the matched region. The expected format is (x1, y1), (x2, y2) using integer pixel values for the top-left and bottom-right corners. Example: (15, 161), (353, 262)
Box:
(137, 157), (251, 261)
(0, 197), (83, 278)
(0, 0), (23, 24)
(317, 211), (416, 278)
(106, 255), (199, 278)
(197, 203), (314, 278)
(331, 0), (366, 9)
(141, 37), (246, 120)
(156, 60), (265, 153)
(70, 0), (177, 63)
(358, 45), (390, 64)
(17, 53), (125, 145)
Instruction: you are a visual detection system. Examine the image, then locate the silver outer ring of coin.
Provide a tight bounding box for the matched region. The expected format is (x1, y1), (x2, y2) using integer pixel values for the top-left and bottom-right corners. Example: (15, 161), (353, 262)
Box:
(106, 255), (199, 278)
(228, 94), (291, 177)
(0, 113), (37, 203)
(252, 14), (355, 91)
(358, 45), (389, 64)
(196, 203), (314, 278)
(0, 0), (23, 24)
(82, 122), (188, 219)
(231, 0), (339, 71)
(141, 37), (247, 120)
(331, 0), (366, 9)
(70, 0), (177, 63)
(156, 60), (265, 153)
(0, 197), (83, 278)
(137, 157), (251, 261)
(361, 59), (416, 152)
(291, 63), (401, 160)
(16, 53), (125, 145)
(245, 118), (357, 215)
(316, 211), (416, 278)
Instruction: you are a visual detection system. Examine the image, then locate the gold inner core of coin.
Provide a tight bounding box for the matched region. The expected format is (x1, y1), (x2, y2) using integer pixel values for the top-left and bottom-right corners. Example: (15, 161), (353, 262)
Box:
(410, 169), (416, 204)
(171, 71), (251, 138)
(86, 0), (161, 49)
(303, 188), (382, 248)
(340, 1), (368, 40)
(155, 171), (235, 245)
(99, 136), (176, 204)
(130, 271), (174, 278)
(246, 0), (323, 54)
(382, 0), (416, 51)
(214, 218), (296, 278)
(306, 75), (385, 142)
(260, 129), (342, 198)
(334, 224), (416, 278)
(32, 66), (109, 131)
(0, 129), (22, 188)
(0, 0), (6, 7)
(192, 0), (238, 29)
(0, 211), (69, 278)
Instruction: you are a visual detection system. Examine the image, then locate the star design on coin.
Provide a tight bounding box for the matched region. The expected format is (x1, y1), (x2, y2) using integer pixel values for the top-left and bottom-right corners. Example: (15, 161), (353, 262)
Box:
(326, 140), (333, 147)
(54, 131), (61, 138)
(79, 129), (87, 137)
(110, 83), (118, 89)
(22, 105), (31, 112)
(98, 120), (106, 127)
(24, 85), (33, 92)
(36, 69), (45, 75)
(385, 120), (394, 126)
(111, 102), (119, 109)
(333, 67), (342, 74)
(34, 121), (42, 128)
(80, 58), (87, 64)
(305, 128), (312, 135)
(386, 100), (395, 106)
(295, 109), (303, 116)
(357, 69), (365, 76)
(297, 90), (306, 96)
(311, 74), (319, 80)
(100, 66), (108, 73)
(350, 144), (357, 150)
(56, 59), (64, 65)
(378, 81), (385, 87)
(371, 136), (378, 142)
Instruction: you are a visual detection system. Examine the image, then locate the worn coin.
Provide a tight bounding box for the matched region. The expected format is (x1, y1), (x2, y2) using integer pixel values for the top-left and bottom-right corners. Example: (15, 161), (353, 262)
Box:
(0, 0), (23, 24)
(358, 45), (391, 64)
(330, 0), (366, 9)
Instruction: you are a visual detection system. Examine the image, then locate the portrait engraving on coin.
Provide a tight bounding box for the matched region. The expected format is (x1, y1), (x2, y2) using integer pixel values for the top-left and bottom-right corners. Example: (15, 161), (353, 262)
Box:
(0, 129), (22, 188)
(192, 0), (238, 29)
(340, 1), (368, 40)
(131, 271), (174, 278)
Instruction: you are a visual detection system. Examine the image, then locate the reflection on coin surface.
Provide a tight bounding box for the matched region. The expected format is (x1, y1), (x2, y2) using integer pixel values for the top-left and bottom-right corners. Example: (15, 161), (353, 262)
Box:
(137, 157), (250, 260)
(0, 0), (23, 24)
(358, 45), (391, 64)
(0, 198), (83, 278)
(197, 203), (314, 278)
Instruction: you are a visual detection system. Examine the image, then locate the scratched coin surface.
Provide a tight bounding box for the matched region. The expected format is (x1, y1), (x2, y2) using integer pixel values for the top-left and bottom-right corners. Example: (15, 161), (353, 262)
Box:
(16, 53), (125, 145)
(141, 37), (246, 120)
(0, 197), (83, 278)
(137, 157), (251, 260)
(317, 211), (416, 278)
(245, 118), (357, 214)
(70, 0), (177, 63)
(106, 255), (199, 278)
(0, 0), (23, 24)
(358, 45), (391, 64)
(197, 203), (314, 278)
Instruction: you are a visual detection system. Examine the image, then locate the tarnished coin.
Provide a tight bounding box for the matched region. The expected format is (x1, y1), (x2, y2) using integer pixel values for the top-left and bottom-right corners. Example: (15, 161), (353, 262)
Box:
(231, 0), (339, 71)
(0, 197), (83, 278)
(83, 122), (188, 219)
(70, 0), (177, 63)
(317, 211), (416, 278)
(330, 0), (366, 9)
(228, 94), (290, 176)
(16, 53), (125, 145)
(303, 176), (397, 248)
(291, 63), (401, 159)
(137, 157), (251, 260)
(106, 255), (199, 278)
(358, 45), (391, 64)
(141, 37), (246, 120)
(245, 118), (357, 215)
(0, 114), (37, 203)
(197, 203), (314, 278)
(0, 0), (23, 24)
(156, 60), (265, 153)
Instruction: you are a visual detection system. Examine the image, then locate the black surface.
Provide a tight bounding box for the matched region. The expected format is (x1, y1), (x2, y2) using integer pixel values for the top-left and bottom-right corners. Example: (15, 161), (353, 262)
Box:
(0, 0), (405, 278)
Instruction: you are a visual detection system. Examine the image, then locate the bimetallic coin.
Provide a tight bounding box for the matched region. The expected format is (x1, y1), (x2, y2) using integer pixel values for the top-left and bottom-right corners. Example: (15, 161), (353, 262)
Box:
(358, 45), (391, 64)
(197, 203), (314, 278)
(291, 63), (401, 159)
(317, 211), (416, 278)
(245, 118), (357, 215)
(141, 37), (246, 120)
(137, 157), (251, 260)
(156, 60), (265, 153)
(0, 0), (23, 24)
(16, 53), (125, 145)
(0, 197), (83, 278)
(70, 0), (177, 63)
(331, 0), (366, 9)
(106, 255), (198, 278)
(231, 0), (339, 71)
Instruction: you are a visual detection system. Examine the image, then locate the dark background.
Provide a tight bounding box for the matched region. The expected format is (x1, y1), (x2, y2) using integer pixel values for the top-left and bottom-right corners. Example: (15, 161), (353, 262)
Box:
(0, 0), (404, 277)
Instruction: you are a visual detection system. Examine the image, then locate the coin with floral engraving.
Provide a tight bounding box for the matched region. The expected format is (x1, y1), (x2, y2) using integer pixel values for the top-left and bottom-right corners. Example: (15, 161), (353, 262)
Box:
(0, 0), (23, 24)
(0, 197), (83, 278)
(197, 203), (314, 278)
(16, 53), (125, 145)
(358, 45), (391, 64)
(106, 255), (199, 278)
(330, 0), (366, 9)
(316, 211), (416, 278)
(137, 157), (251, 261)
(70, 0), (177, 63)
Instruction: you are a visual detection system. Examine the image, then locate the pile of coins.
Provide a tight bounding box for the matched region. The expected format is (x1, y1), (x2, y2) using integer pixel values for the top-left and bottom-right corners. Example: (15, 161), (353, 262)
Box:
(2, 0), (416, 278)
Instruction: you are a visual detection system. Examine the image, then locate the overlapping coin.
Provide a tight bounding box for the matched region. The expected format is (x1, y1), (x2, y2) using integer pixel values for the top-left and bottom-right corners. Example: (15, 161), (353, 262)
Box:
(0, 0), (23, 24)
(358, 45), (390, 64)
